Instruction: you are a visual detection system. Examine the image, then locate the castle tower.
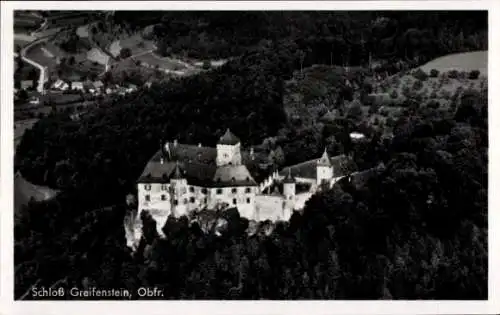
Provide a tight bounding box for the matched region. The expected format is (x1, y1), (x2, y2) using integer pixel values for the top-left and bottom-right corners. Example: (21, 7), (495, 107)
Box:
(216, 128), (242, 166)
(316, 148), (334, 186)
(283, 169), (296, 220)
(283, 168), (296, 198)
(170, 161), (188, 217)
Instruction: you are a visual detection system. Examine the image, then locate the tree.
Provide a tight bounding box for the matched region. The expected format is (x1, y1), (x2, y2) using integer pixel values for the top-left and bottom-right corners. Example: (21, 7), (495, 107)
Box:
(120, 47), (132, 59)
(429, 69), (439, 78)
(468, 70), (480, 80)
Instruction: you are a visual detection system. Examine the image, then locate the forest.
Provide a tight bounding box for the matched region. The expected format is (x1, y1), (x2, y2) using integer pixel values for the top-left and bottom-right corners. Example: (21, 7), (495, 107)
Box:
(14, 11), (487, 299)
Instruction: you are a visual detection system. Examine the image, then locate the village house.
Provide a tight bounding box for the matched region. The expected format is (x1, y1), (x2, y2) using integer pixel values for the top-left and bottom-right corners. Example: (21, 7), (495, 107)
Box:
(20, 80), (34, 91)
(129, 129), (355, 248)
(52, 79), (69, 91)
(71, 81), (85, 91)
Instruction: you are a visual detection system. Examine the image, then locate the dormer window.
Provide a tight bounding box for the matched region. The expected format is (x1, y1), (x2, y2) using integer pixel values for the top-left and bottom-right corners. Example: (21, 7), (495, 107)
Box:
(231, 177), (235, 182)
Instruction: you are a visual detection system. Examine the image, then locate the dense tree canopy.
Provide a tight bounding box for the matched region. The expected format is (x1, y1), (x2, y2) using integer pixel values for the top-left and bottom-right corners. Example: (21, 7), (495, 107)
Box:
(15, 11), (488, 300)
(113, 11), (487, 68)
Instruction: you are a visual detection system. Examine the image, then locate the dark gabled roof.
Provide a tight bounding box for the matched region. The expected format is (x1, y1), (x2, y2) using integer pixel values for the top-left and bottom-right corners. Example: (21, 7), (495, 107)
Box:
(279, 154), (355, 180)
(218, 128), (240, 145)
(317, 149), (332, 166)
(171, 162), (184, 179)
(283, 168), (295, 184)
(138, 141), (262, 187)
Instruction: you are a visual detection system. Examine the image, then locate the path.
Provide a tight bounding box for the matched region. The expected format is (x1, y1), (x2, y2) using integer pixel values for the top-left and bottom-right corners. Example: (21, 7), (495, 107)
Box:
(19, 33), (57, 93)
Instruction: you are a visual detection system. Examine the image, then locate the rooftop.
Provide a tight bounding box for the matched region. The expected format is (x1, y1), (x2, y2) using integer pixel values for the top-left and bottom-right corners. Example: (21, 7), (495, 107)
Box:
(218, 129), (240, 145)
(138, 141), (269, 186)
(279, 154), (355, 180)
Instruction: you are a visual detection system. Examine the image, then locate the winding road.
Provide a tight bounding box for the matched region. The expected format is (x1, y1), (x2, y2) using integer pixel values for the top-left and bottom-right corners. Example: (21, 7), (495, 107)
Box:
(17, 33), (51, 93)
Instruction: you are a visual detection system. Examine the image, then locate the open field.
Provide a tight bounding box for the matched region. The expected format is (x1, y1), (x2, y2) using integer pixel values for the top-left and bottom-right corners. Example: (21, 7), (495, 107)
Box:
(14, 38), (32, 50)
(14, 13), (43, 33)
(14, 172), (59, 216)
(45, 12), (93, 29)
(25, 42), (60, 70)
(108, 33), (156, 58)
(420, 50), (487, 76)
(133, 52), (193, 73)
(14, 119), (38, 148)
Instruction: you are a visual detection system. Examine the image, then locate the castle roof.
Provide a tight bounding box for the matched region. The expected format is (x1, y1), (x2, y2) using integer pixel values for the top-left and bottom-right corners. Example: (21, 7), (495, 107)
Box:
(171, 162), (184, 179)
(317, 149), (332, 166)
(218, 129), (240, 145)
(138, 141), (267, 186)
(283, 168), (295, 184)
(279, 154), (354, 180)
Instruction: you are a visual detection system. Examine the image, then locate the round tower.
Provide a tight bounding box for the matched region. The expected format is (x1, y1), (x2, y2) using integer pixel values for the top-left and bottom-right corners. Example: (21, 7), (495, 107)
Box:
(170, 161), (188, 217)
(283, 168), (296, 198)
(316, 148), (334, 186)
(216, 128), (242, 166)
(283, 168), (296, 221)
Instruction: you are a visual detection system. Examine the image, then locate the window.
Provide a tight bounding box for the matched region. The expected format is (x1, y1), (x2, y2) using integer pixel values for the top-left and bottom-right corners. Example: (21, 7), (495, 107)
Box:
(189, 187), (194, 193)
(161, 195), (166, 201)
(231, 177), (235, 182)
(231, 188), (237, 194)
(173, 199), (178, 205)
(190, 197), (195, 203)
(145, 195), (150, 201)
(184, 198), (188, 204)
(204, 198), (207, 204)
(216, 188), (223, 195)
(232, 198), (237, 205)
(246, 198), (251, 204)
(161, 184), (168, 191)
(246, 177), (250, 182)
(144, 184), (151, 191)
(245, 187), (251, 193)
(201, 188), (207, 194)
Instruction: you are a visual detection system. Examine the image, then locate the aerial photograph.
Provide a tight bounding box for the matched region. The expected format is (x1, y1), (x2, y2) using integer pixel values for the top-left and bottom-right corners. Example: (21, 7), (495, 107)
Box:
(13, 10), (488, 300)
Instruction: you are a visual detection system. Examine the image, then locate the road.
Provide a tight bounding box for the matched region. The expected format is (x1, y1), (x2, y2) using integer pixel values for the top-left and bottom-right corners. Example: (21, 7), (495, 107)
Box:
(19, 35), (52, 93)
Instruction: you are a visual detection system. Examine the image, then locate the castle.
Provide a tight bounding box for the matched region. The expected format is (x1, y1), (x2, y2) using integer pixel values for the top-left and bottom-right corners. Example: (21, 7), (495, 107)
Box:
(130, 129), (354, 244)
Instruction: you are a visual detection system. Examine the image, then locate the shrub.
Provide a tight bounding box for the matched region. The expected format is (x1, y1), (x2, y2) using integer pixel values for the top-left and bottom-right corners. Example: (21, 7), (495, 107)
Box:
(430, 69), (439, 78)
(412, 80), (424, 91)
(412, 68), (428, 81)
(390, 89), (399, 99)
(448, 70), (459, 79)
(380, 108), (389, 117)
(426, 100), (440, 109)
(469, 70), (481, 80)
(119, 48), (132, 59)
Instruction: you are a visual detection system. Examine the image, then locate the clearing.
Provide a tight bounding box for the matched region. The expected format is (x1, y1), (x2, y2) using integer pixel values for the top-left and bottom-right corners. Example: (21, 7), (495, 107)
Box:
(14, 172), (59, 217)
(108, 33), (156, 58)
(419, 50), (487, 76)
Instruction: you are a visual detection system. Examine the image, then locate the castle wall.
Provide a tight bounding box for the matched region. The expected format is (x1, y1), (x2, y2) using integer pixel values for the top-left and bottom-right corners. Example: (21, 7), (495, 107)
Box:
(255, 195), (286, 221)
(294, 192), (313, 210)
